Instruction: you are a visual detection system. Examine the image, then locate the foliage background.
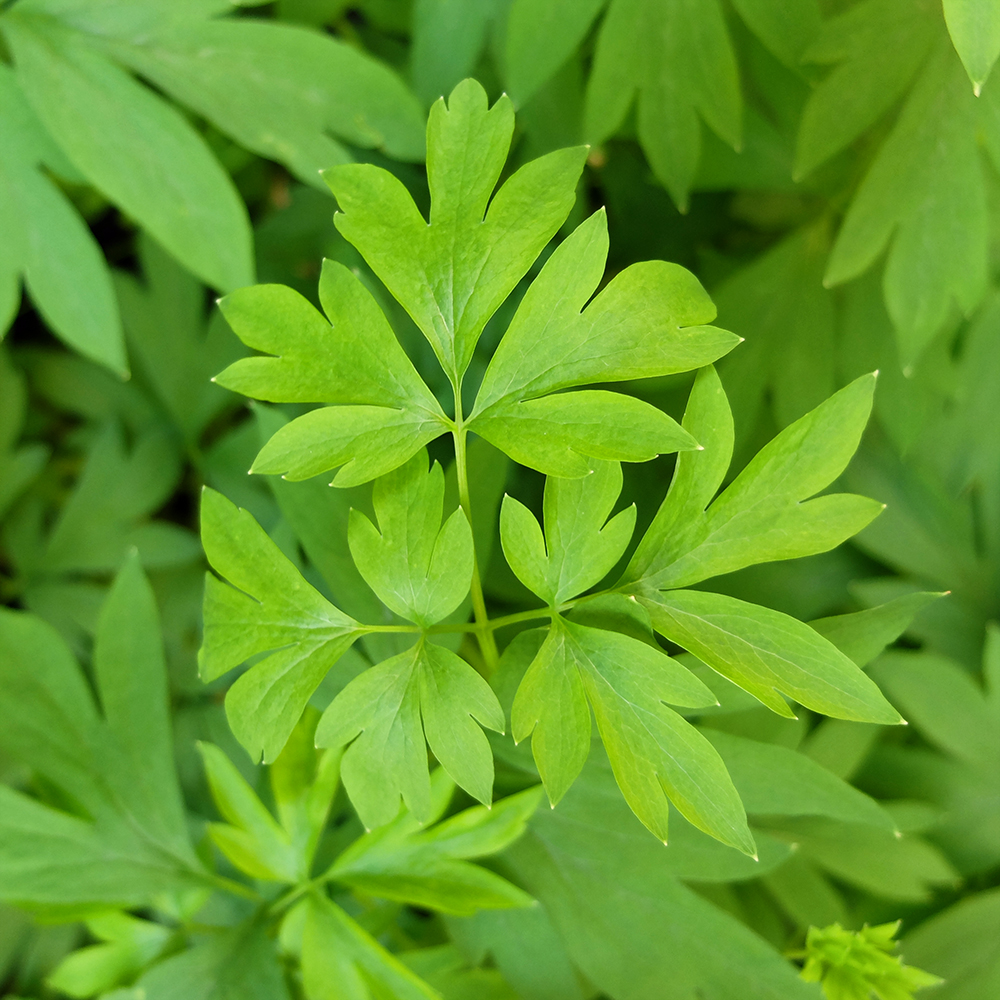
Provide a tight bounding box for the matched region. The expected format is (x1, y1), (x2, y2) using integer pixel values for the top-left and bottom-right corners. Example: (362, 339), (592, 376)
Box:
(1, 0), (999, 998)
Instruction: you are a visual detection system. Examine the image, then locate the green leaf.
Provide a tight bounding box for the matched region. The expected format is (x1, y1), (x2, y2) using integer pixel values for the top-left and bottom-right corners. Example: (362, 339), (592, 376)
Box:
(217, 263), (438, 411)
(115, 18), (424, 185)
(713, 225), (836, 431)
(301, 895), (438, 1000)
(0, 65), (124, 372)
(585, 0), (741, 209)
(824, 45), (987, 366)
(474, 389), (697, 478)
(12, 423), (197, 579)
(326, 78), (587, 380)
(410, 0), (493, 108)
(503, 754), (818, 1000)
(104, 918), (292, 1000)
(93, 554), (192, 858)
(871, 651), (999, 768)
(730, 0), (821, 68)
(627, 371), (882, 590)
(47, 912), (171, 999)
(327, 774), (540, 914)
(513, 616), (751, 851)
(904, 888), (1000, 999)
(700, 730), (895, 830)
(500, 460), (635, 605)
(251, 403), (447, 489)
(641, 589), (904, 724)
(809, 591), (945, 669)
(472, 209), (741, 414)
(771, 816), (958, 903)
(944, 0), (1000, 93)
(117, 235), (243, 446)
(348, 451), (473, 626)
(198, 742), (300, 882)
(0, 348), (48, 521)
(316, 639), (505, 828)
(505, 0), (606, 105)
(199, 487), (362, 764)
(3, 11), (253, 292)
(795, 0), (936, 178)
(0, 568), (204, 907)
(217, 262), (447, 488)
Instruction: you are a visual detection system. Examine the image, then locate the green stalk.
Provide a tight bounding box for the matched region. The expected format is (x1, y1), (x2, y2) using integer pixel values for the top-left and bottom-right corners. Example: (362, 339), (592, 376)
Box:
(452, 385), (500, 673)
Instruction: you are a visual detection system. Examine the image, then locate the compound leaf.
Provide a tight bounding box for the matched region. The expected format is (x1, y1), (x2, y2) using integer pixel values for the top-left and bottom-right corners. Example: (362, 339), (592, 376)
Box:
(944, 0), (1000, 92)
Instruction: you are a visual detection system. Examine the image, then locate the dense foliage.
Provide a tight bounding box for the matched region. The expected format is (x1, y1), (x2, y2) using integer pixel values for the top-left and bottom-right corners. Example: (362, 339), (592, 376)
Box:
(1, 2), (999, 999)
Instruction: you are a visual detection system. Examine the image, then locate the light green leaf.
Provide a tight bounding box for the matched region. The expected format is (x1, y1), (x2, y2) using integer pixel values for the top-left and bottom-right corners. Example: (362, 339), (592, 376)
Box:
(348, 451), (473, 626)
(474, 389), (697, 478)
(642, 589), (905, 724)
(627, 372), (881, 590)
(568, 621), (750, 852)
(103, 918), (292, 1000)
(809, 591), (945, 668)
(472, 209), (741, 415)
(328, 774), (540, 914)
(795, 0), (936, 178)
(825, 45), (987, 366)
(585, 0), (741, 209)
(505, 0), (606, 105)
(217, 263), (438, 410)
(269, 708), (342, 875)
(3, 12), (252, 292)
(701, 730), (895, 830)
(944, 0), (1000, 92)
(326, 78), (587, 379)
(302, 895), (437, 1000)
(199, 487), (362, 764)
(251, 402), (446, 489)
(510, 622), (592, 806)
(47, 912), (171, 999)
(115, 18), (424, 185)
(500, 460), (635, 605)
(316, 640), (504, 828)
(198, 742), (300, 882)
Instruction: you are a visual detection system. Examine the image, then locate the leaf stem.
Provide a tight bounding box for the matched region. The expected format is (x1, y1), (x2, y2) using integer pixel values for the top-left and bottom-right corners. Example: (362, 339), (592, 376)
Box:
(452, 397), (500, 673)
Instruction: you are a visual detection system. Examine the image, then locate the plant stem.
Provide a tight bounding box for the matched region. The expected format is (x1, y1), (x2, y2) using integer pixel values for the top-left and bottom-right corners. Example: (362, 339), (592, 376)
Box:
(452, 393), (500, 673)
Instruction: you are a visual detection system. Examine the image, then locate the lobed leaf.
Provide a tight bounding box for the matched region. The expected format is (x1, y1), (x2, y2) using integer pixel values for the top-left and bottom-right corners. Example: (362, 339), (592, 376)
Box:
(200, 488), (362, 764)
(348, 450), (473, 626)
(626, 370), (883, 590)
(326, 78), (587, 380)
(641, 589), (904, 724)
(316, 639), (505, 829)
